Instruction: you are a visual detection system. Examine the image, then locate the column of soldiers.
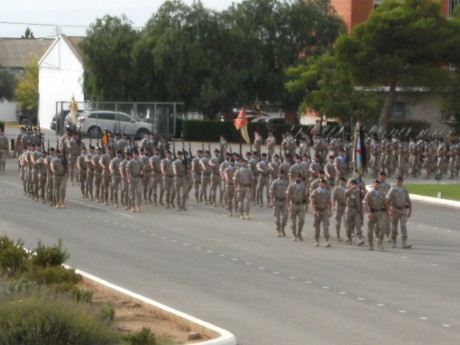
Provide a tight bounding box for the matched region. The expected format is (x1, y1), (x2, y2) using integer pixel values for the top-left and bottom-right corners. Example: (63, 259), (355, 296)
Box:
(10, 125), (458, 251)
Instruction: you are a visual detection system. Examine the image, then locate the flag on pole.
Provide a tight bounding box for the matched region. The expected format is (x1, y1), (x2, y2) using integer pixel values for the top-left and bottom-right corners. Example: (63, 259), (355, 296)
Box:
(102, 129), (109, 148)
(352, 122), (367, 175)
(69, 96), (79, 126)
(234, 108), (250, 145)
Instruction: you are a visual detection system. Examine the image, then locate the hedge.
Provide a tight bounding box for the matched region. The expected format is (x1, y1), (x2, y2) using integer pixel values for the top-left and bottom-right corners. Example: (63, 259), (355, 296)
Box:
(182, 120), (313, 143)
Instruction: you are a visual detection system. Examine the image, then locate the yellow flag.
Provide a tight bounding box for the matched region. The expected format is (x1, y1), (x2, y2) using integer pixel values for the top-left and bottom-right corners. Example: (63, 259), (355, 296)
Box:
(69, 96), (79, 126)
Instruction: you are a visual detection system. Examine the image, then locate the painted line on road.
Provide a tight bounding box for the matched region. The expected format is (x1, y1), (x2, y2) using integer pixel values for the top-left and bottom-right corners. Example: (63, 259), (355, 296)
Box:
(71, 199), (133, 217)
(420, 317), (428, 320)
(442, 324), (451, 328)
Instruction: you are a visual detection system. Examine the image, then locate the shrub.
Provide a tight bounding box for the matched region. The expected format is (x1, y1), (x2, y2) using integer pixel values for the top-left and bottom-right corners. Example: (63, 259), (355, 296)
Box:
(0, 236), (28, 277)
(32, 239), (70, 267)
(122, 327), (157, 345)
(24, 265), (79, 286)
(0, 295), (119, 345)
(99, 304), (116, 324)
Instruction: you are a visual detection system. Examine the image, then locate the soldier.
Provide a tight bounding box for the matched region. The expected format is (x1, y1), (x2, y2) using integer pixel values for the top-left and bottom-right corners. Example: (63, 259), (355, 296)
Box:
(386, 175), (412, 249)
(50, 149), (68, 209)
(219, 151), (232, 208)
(126, 149), (144, 212)
(309, 154), (322, 180)
(309, 170), (330, 194)
(436, 137), (448, 176)
(378, 171), (392, 242)
(279, 153), (292, 180)
(140, 148), (152, 203)
(254, 131), (263, 157)
(298, 138), (309, 159)
(210, 149), (223, 207)
(324, 155), (336, 188)
(233, 159), (254, 220)
(310, 178), (333, 247)
(173, 151), (189, 211)
(332, 176), (347, 241)
(161, 150), (175, 209)
(66, 132), (81, 185)
(150, 147), (164, 206)
(85, 146), (95, 200)
(344, 179), (366, 245)
(36, 150), (48, 203)
(256, 153), (270, 207)
(269, 170), (289, 237)
(30, 144), (43, 200)
(248, 151), (259, 204)
(268, 154), (281, 185)
(109, 150), (123, 208)
(288, 154), (307, 184)
(76, 146), (88, 199)
(99, 146), (112, 205)
(192, 150), (204, 202)
(45, 147), (56, 205)
(223, 158), (237, 217)
(0, 128), (10, 175)
(92, 147), (103, 202)
(363, 179), (388, 251)
(286, 173), (309, 241)
(119, 149), (132, 210)
(200, 151), (212, 205)
(266, 131), (276, 159)
(334, 148), (348, 182)
(408, 137), (420, 177)
(116, 133), (129, 154)
(369, 134), (381, 177)
(14, 127), (26, 157)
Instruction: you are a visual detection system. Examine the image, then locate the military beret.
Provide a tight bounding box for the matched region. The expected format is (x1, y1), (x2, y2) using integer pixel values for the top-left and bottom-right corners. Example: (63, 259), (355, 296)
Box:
(177, 151), (183, 155)
(395, 175), (403, 180)
(374, 179), (381, 184)
(50, 147), (56, 151)
(379, 171), (387, 176)
(261, 153), (267, 156)
(319, 178), (327, 183)
(339, 176), (346, 181)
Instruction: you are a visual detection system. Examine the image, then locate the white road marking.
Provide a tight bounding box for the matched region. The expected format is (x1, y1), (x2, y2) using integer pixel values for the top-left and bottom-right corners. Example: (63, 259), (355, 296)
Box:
(151, 234), (156, 237)
(420, 317), (428, 320)
(289, 276), (296, 280)
(339, 292), (347, 295)
(442, 324), (451, 328)
(304, 281), (312, 284)
(161, 236), (167, 240)
(219, 254), (225, 257)
(273, 271), (280, 275)
(206, 250), (213, 253)
(399, 310), (406, 313)
(232, 258), (238, 261)
(322, 286), (329, 289)
(357, 297), (366, 301)
(377, 304), (385, 307)
(141, 230), (146, 233)
(258, 267), (265, 270)
(245, 263), (252, 266)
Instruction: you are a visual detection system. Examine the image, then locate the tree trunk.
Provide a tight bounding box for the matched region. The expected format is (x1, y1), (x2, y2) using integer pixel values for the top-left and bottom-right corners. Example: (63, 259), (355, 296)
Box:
(378, 80), (396, 133)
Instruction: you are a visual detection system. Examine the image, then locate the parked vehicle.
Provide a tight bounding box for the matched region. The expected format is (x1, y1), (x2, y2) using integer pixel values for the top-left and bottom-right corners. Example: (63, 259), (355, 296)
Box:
(78, 110), (152, 139)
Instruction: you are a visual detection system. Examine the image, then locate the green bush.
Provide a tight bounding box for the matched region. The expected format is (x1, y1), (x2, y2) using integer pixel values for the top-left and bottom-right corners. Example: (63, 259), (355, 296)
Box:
(99, 304), (116, 324)
(25, 265), (80, 286)
(32, 239), (70, 267)
(0, 277), (39, 298)
(0, 236), (28, 277)
(121, 327), (156, 345)
(0, 296), (119, 345)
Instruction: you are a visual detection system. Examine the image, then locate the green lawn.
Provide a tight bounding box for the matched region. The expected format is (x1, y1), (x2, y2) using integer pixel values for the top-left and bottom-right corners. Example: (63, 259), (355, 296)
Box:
(405, 184), (460, 201)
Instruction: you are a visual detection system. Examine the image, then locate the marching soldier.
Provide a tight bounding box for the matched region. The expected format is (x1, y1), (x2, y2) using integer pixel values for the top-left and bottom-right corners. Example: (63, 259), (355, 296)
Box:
(266, 131), (276, 159)
(344, 179), (366, 245)
(119, 149), (132, 209)
(161, 150), (176, 209)
(173, 151), (189, 211)
(256, 153), (270, 207)
(254, 131), (263, 157)
(223, 158), (237, 217)
(36, 150), (48, 203)
(286, 173), (309, 241)
(324, 155), (336, 188)
(269, 170), (289, 237)
(268, 154), (281, 185)
(140, 148), (152, 203)
(50, 149), (68, 209)
(233, 159), (254, 220)
(126, 149), (144, 212)
(334, 148), (348, 182)
(85, 146), (95, 200)
(210, 149), (223, 207)
(363, 179), (388, 251)
(200, 151), (212, 205)
(45, 147), (56, 205)
(109, 150), (123, 208)
(192, 150), (204, 202)
(332, 176), (347, 241)
(150, 147), (164, 206)
(310, 178), (333, 247)
(67, 132), (81, 185)
(0, 128), (10, 175)
(76, 146), (88, 199)
(386, 175), (412, 249)
(92, 147), (103, 202)
(99, 146), (112, 205)
(378, 171), (392, 242)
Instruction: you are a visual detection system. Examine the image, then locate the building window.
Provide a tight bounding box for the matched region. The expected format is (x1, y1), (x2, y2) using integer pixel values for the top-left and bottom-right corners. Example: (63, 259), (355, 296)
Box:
(391, 102), (405, 120)
(449, 0), (460, 17)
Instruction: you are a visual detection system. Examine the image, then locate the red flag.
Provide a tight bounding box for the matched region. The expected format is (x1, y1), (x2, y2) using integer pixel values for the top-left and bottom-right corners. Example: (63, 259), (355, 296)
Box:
(234, 108), (248, 130)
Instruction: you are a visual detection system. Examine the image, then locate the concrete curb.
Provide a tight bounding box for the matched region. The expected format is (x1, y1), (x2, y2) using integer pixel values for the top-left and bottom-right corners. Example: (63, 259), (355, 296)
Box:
(409, 194), (460, 208)
(74, 268), (237, 345)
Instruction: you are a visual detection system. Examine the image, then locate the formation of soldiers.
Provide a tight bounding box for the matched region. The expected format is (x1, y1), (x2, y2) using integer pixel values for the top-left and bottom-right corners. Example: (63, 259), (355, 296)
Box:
(7, 125), (460, 251)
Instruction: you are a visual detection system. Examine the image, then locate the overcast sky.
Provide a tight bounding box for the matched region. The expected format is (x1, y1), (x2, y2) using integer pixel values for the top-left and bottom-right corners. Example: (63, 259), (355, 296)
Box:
(1, 0), (242, 38)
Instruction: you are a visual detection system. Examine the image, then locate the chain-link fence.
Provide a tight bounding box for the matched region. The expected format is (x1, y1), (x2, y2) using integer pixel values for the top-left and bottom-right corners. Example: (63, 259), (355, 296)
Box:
(54, 101), (184, 137)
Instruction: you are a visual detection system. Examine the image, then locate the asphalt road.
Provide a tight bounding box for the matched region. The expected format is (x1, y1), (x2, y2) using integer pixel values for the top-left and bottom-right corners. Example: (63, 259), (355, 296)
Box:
(1, 142), (459, 344)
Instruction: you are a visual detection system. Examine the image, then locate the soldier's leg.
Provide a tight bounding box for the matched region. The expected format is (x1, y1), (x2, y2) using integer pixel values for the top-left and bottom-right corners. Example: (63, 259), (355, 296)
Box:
(313, 215), (321, 246)
(280, 204), (288, 236)
(245, 187), (252, 219)
(368, 216), (375, 251)
(297, 210), (305, 241)
(273, 204), (282, 236)
(400, 211), (411, 249)
(227, 186), (234, 216)
(290, 208), (298, 240)
(322, 212), (330, 246)
(355, 212), (364, 244)
(60, 175), (67, 208)
(377, 214), (385, 250)
(163, 177), (171, 208)
(335, 206), (344, 241)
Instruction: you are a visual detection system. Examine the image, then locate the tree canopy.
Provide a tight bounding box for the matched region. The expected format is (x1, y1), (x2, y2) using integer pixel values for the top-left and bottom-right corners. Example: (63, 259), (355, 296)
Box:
(16, 55), (39, 111)
(80, 0), (344, 116)
(335, 0), (452, 130)
(0, 70), (17, 100)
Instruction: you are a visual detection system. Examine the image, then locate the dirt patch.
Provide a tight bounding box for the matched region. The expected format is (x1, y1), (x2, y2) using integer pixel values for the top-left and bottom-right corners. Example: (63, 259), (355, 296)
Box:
(78, 276), (211, 344)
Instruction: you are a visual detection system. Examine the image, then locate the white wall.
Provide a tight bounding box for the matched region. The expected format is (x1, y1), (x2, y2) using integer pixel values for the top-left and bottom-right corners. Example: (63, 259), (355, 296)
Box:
(38, 37), (84, 129)
(0, 99), (18, 122)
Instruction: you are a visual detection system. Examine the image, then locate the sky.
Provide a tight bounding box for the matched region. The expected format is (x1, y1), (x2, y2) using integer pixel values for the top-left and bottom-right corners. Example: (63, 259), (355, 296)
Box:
(1, 0), (243, 38)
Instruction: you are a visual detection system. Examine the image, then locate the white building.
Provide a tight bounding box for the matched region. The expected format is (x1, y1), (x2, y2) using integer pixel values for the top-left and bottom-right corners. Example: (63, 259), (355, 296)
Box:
(38, 35), (84, 129)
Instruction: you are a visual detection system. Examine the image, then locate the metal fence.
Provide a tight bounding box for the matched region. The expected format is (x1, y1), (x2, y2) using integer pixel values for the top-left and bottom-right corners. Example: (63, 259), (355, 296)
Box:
(55, 101), (184, 137)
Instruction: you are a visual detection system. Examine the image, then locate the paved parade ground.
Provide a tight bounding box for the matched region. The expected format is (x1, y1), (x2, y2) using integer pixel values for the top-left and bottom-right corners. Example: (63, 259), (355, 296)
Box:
(1, 125), (459, 345)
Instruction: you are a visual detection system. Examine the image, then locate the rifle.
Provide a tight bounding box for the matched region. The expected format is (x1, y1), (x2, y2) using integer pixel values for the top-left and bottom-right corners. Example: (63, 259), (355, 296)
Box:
(37, 119), (44, 151)
(405, 128), (412, 138)
(173, 141), (177, 160)
(47, 139), (50, 153)
(208, 142), (211, 156)
(220, 140), (224, 163)
(201, 142), (205, 152)
(189, 142), (193, 160)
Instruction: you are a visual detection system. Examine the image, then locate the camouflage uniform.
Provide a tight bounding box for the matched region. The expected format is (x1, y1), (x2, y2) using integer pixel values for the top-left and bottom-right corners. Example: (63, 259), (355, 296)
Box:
(233, 164), (254, 219)
(363, 186), (387, 251)
(387, 183), (412, 249)
(286, 181), (309, 241)
(310, 185), (332, 247)
(269, 175), (289, 237)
